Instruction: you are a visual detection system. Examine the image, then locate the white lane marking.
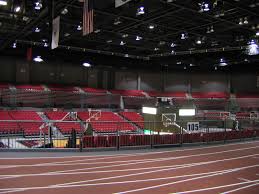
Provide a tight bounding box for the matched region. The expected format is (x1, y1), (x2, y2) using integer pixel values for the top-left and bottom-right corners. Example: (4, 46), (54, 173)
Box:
(1, 165), (258, 193)
(172, 180), (259, 194)
(1, 144), (259, 172)
(237, 177), (250, 182)
(115, 166), (259, 194)
(221, 181), (259, 194)
(52, 153), (259, 187)
(0, 145), (258, 181)
(0, 140), (257, 160)
(0, 168), (233, 193)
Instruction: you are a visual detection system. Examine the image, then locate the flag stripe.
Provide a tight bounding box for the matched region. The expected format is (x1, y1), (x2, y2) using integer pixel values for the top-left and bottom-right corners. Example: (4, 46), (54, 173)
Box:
(83, 0), (94, 36)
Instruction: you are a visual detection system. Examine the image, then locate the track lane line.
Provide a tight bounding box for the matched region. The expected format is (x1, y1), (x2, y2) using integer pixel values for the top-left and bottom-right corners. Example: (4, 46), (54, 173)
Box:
(1, 165), (258, 193)
(171, 180), (259, 194)
(0, 140), (257, 160)
(115, 166), (259, 194)
(221, 181), (259, 194)
(0, 146), (259, 169)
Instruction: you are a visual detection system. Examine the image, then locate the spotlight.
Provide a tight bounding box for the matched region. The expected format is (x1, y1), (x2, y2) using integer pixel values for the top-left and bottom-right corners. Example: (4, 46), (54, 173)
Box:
(219, 58), (228, 66)
(120, 40), (126, 46)
(149, 24), (155, 29)
(14, 6), (21, 13)
(77, 25), (82, 31)
(199, 2), (210, 12)
(136, 6), (145, 15)
(0, 0), (7, 6)
(33, 56), (43, 63)
(170, 42), (176, 47)
(243, 17), (249, 24)
(94, 29), (101, 33)
(61, 8), (68, 15)
(34, 27), (40, 32)
(122, 34), (128, 38)
(196, 38), (202, 44)
(12, 42), (17, 48)
(246, 39), (259, 55)
(83, 62), (91, 67)
(181, 33), (188, 40)
(43, 42), (48, 47)
(154, 47), (159, 51)
(34, 1), (42, 10)
(238, 18), (243, 25)
(256, 31), (259, 36)
(136, 36), (142, 41)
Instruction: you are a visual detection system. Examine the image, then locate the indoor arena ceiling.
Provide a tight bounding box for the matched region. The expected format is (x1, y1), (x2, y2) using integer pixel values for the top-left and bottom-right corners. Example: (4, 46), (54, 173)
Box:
(0, 0), (259, 70)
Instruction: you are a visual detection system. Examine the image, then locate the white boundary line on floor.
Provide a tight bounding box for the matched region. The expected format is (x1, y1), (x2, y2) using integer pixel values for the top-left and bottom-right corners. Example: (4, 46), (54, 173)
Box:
(172, 180), (259, 194)
(0, 140), (257, 160)
(51, 153), (259, 187)
(115, 166), (259, 194)
(0, 165), (259, 194)
(221, 182), (259, 194)
(1, 144), (258, 171)
(0, 145), (258, 180)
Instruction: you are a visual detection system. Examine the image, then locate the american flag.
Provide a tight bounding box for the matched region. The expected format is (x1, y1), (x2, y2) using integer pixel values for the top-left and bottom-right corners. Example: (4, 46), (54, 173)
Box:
(83, 0), (94, 36)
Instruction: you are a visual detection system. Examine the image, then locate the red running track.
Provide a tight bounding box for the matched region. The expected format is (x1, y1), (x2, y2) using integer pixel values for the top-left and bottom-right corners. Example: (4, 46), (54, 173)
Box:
(0, 141), (259, 194)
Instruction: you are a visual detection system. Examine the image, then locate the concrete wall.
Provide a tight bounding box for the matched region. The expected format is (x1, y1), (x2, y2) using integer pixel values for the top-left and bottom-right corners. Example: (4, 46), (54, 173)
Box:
(0, 56), (258, 93)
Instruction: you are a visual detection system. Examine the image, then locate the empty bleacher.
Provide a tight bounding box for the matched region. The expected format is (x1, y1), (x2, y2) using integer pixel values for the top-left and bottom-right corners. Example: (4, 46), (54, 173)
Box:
(236, 93), (259, 109)
(120, 112), (144, 129)
(110, 89), (145, 97)
(15, 84), (44, 91)
(0, 111), (20, 132)
(45, 111), (81, 134)
(78, 111), (137, 132)
(147, 91), (186, 98)
(7, 111), (46, 135)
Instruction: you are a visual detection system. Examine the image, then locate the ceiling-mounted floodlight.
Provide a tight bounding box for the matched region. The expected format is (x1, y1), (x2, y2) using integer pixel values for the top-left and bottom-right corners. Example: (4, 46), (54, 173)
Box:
(179, 109), (196, 116)
(136, 36), (142, 41)
(33, 56), (43, 63)
(246, 39), (259, 55)
(0, 0), (7, 6)
(34, 1), (42, 10)
(34, 27), (40, 32)
(181, 33), (188, 40)
(199, 2), (210, 12)
(83, 62), (91, 67)
(14, 6), (21, 13)
(219, 58), (228, 66)
(12, 42), (17, 48)
(137, 6), (145, 16)
(77, 25), (82, 31)
(149, 24), (155, 29)
(61, 7), (68, 15)
(142, 107), (157, 115)
(120, 40), (126, 46)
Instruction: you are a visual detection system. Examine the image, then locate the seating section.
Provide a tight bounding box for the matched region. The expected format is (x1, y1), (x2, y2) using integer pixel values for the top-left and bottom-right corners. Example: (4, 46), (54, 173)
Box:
(110, 90), (145, 97)
(15, 84), (44, 91)
(236, 93), (259, 109)
(0, 111), (20, 132)
(147, 91), (186, 98)
(82, 87), (107, 94)
(48, 85), (78, 92)
(45, 111), (81, 134)
(192, 92), (229, 99)
(78, 112), (137, 132)
(120, 112), (144, 129)
(6, 111), (46, 135)
(0, 84), (10, 89)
